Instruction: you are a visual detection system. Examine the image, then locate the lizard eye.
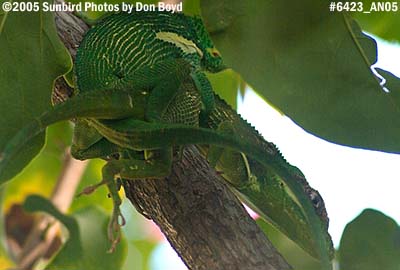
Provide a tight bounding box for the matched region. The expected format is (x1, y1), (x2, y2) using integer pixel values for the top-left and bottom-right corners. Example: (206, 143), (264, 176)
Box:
(212, 51), (220, 57)
(206, 47), (221, 58)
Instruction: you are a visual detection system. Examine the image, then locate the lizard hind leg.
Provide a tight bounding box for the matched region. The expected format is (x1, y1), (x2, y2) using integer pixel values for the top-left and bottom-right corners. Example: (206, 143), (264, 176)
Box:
(100, 148), (173, 252)
(206, 121), (237, 167)
(206, 121), (251, 186)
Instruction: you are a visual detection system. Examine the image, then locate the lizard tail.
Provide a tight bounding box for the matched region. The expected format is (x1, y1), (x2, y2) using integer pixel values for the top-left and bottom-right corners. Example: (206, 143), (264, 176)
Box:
(0, 89), (136, 183)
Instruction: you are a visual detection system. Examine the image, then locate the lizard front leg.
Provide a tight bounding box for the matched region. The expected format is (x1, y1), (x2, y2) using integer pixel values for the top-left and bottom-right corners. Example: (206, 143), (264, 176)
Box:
(123, 60), (214, 122)
(191, 70), (215, 115)
(114, 58), (193, 123)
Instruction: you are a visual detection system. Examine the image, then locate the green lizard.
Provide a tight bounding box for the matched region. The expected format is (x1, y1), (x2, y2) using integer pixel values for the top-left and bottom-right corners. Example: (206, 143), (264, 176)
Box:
(198, 95), (333, 259)
(0, 11), (333, 265)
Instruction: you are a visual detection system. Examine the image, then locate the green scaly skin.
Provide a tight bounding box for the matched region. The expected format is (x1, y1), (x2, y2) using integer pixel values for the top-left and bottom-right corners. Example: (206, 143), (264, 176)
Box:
(199, 95), (333, 260)
(74, 11), (223, 114)
(0, 12), (333, 265)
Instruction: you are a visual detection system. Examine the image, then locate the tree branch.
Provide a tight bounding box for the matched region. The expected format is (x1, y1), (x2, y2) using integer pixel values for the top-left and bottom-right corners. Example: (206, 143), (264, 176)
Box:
(53, 7), (291, 270)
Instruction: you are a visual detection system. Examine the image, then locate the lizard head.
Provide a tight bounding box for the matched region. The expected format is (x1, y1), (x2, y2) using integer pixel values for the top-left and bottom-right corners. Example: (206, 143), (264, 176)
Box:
(189, 17), (226, 73)
(203, 47), (225, 73)
(155, 15), (226, 73)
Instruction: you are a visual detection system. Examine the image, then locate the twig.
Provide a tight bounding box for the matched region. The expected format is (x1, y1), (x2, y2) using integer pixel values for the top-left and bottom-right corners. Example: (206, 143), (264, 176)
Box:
(16, 149), (87, 269)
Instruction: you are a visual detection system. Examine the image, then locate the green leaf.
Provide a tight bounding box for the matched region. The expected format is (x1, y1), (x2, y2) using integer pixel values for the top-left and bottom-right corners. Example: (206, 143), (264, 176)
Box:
(201, 1), (400, 154)
(183, 0), (200, 16)
(0, 1), (72, 182)
(353, 1), (400, 42)
(2, 123), (72, 268)
(207, 69), (243, 109)
(24, 195), (83, 261)
(338, 209), (400, 270)
(3, 121), (112, 213)
(23, 195), (127, 270)
(123, 240), (157, 270)
(120, 200), (159, 270)
(4, 122), (73, 209)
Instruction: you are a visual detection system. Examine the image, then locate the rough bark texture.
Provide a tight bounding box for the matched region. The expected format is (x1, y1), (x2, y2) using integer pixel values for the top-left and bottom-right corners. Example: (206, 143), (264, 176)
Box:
(124, 147), (290, 270)
(53, 8), (291, 270)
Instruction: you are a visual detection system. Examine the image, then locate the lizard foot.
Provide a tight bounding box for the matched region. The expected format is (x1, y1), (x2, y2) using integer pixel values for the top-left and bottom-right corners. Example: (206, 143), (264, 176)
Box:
(107, 203), (126, 253)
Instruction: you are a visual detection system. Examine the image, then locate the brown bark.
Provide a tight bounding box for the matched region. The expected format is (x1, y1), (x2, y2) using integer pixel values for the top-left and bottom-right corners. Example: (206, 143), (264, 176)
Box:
(53, 7), (291, 270)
